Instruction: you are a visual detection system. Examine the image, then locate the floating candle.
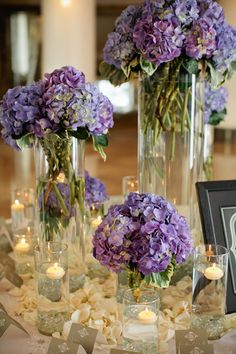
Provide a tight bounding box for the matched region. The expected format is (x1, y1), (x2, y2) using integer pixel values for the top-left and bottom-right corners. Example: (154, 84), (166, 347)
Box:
(46, 262), (65, 280)
(204, 263), (223, 280)
(137, 307), (157, 324)
(15, 238), (30, 253)
(91, 216), (102, 228)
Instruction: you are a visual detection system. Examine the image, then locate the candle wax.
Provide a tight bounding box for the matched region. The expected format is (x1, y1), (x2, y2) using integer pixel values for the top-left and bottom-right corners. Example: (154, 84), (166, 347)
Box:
(137, 308), (157, 324)
(11, 200), (25, 211)
(15, 238), (30, 253)
(46, 263), (65, 280)
(204, 263), (223, 280)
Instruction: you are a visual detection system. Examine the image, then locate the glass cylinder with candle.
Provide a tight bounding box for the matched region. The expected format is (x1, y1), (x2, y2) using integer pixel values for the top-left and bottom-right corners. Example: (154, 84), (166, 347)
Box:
(14, 232), (34, 275)
(192, 244), (229, 339)
(34, 242), (69, 335)
(122, 288), (159, 354)
(11, 188), (35, 232)
(122, 176), (138, 200)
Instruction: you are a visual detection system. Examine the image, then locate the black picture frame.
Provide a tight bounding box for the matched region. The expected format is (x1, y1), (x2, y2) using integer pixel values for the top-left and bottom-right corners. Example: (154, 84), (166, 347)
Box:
(196, 180), (236, 314)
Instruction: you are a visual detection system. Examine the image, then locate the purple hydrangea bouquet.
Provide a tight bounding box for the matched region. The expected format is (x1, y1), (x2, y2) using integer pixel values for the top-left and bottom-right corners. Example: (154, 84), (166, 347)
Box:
(85, 170), (109, 210)
(101, 0), (236, 225)
(0, 66), (113, 241)
(93, 192), (193, 291)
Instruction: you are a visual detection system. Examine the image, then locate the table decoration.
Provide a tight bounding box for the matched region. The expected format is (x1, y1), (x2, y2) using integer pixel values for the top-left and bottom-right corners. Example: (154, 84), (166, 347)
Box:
(192, 244), (229, 340)
(93, 192), (193, 352)
(67, 323), (98, 354)
(47, 337), (80, 354)
(34, 242), (69, 335)
(0, 66), (114, 292)
(110, 349), (142, 354)
(0, 251), (23, 288)
(11, 188), (35, 232)
(13, 231), (33, 276)
(122, 176), (138, 199)
(100, 0), (236, 235)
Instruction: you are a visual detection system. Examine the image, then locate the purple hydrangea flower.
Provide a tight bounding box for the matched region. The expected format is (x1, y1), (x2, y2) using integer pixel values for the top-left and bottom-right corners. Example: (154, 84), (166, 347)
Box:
(0, 66), (114, 148)
(133, 17), (184, 65)
(185, 18), (216, 59)
(173, 0), (199, 25)
(103, 32), (136, 69)
(115, 5), (142, 34)
(85, 170), (108, 207)
(213, 22), (236, 72)
(0, 82), (44, 148)
(204, 83), (228, 124)
(93, 192), (193, 276)
(44, 66), (85, 89)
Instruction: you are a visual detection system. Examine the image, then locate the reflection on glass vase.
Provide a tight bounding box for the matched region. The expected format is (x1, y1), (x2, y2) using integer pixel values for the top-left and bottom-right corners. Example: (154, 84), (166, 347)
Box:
(203, 124), (214, 181)
(138, 73), (204, 241)
(35, 134), (85, 292)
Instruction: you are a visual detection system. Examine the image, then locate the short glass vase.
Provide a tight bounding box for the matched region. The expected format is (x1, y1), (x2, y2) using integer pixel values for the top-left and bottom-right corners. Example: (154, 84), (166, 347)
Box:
(34, 242), (69, 335)
(122, 287), (159, 354)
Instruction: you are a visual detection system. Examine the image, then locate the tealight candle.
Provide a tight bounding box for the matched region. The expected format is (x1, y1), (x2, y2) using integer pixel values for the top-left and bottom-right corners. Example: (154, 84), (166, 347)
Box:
(46, 262), (65, 280)
(91, 216), (102, 228)
(204, 263), (224, 280)
(11, 199), (24, 212)
(15, 238), (30, 253)
(137, 307), (157, 324)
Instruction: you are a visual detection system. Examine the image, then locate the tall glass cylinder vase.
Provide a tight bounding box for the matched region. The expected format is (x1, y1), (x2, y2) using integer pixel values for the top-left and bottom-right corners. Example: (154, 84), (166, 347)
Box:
(35, 134), (85, 292)
(203, 124), (215, 181)
(138, 74), (204, 239)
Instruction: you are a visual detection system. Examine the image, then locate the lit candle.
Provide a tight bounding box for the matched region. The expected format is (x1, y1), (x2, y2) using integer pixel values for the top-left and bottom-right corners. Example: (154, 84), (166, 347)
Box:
(15, 238), (30, 253)
(91, 216), (102, 228)
(46, 262), (65, 280)
(57, 172), (65, 183)
(11, 199), (24, 212)
(204, 263), (223, 280)
(206, 245), (214, 257)
(137, 308), (157, 324)
(11, 199), (25, 230)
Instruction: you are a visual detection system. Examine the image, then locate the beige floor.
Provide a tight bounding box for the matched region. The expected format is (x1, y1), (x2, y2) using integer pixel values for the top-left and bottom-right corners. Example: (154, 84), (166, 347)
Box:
(0, 115), (235, 218)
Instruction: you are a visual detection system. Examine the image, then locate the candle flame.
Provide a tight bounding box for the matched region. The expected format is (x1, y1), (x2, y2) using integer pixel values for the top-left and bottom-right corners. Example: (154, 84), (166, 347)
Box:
(15, 199), (20, 205)
(54, 262), (58, 268)
(213, 263), (216, 268)
(145, 307), (149, 312)
(21, 238), (26, 244)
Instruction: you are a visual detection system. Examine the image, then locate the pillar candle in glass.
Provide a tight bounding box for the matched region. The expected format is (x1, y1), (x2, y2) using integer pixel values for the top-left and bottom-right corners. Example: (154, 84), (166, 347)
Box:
(122, 288), (159, 354)
(14, 231), (33, 275)
(34, 242), (69, 335)
(192, 244), (229, 339)
(11, 196), (25, 233)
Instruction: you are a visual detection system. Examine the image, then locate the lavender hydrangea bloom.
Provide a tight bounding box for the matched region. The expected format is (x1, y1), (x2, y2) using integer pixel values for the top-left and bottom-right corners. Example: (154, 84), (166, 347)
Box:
(115, 5), (142, 34)
(185, 18), (216, 59)
(204, 83), (228, 124)
(213, 22), (236, 72)
(0, 82), (43, 148)
(44, 66), (85, 89)
(93, 192), (193, 276)
(173, 0), (199, 25)
(103, 32), (136, 69)
(85, 170), (108, 207)
(133, 17), (184, 65)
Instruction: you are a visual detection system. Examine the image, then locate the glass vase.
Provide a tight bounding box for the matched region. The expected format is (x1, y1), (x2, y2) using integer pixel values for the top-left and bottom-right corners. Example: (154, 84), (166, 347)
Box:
(138, 74), (204, 235)
(34, 134), (85, 292)
(122, 287), (159, 354)
(203, 124), (215, 181)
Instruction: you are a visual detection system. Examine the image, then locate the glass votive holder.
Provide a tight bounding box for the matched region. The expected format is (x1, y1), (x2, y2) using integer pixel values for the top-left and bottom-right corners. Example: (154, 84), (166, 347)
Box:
(13, 231), (34, 275)
(122, 288), (159, 354)
(122, 176), (138, 199)
(192, 244), (229, 339)
(11, 188), (35, 232)
(34, 242), (69, 335)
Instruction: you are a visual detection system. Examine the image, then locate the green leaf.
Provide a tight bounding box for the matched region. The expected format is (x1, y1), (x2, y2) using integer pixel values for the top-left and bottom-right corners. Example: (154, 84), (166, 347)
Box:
(93, 134), (108, 147)
(182, 58), (199, 75)
(144, 260), (176, 288)
(70, 127), (89, 140)
(140, 57), (157, 76)
(208, 108), (227, 126)
(16, 133), (34, 150)
(92, 136), (107, 161)
(99, 61), (128, 86)
(207, 62), (224, 88)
